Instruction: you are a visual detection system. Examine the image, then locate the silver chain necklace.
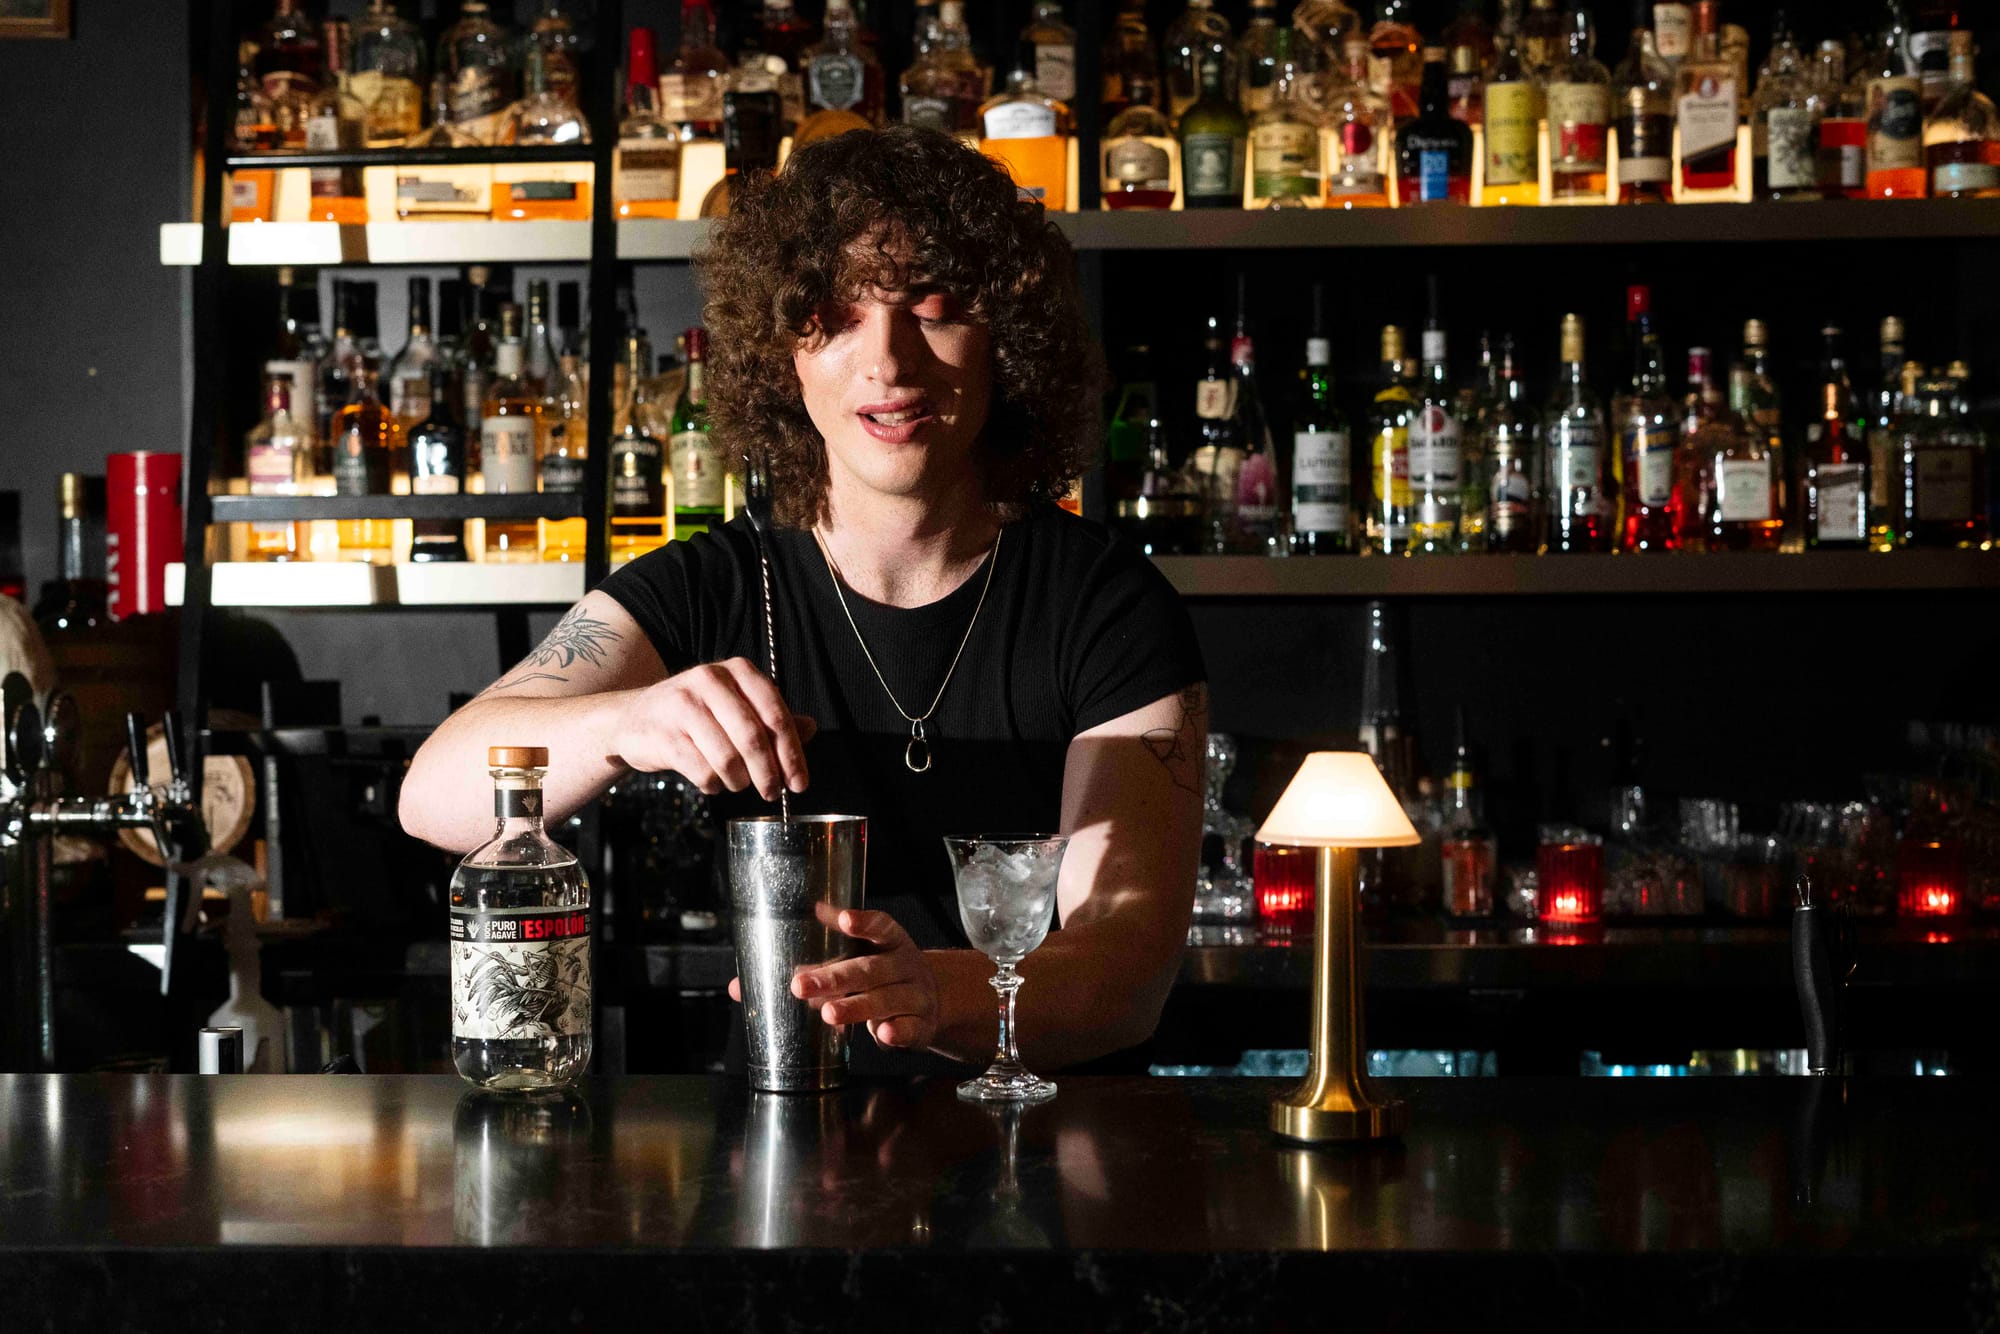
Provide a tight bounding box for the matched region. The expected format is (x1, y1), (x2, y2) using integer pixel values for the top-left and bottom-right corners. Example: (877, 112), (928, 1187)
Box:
(812, 526), (1002, 774)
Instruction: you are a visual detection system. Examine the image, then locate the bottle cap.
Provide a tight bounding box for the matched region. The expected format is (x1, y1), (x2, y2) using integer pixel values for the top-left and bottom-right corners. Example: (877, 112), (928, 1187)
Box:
(489, 746), (550, 768)
(58, 473), (84, 521)
(1306, 337), (1331, 365)
(1881, 315), (1905, 344)
(1380, 324), (1404, 361)
(1559, 313), (1584, 363)
(1626, 284), (1651, 320)
(684, 327), (709, 359)
(1743, 317), (1768, 348)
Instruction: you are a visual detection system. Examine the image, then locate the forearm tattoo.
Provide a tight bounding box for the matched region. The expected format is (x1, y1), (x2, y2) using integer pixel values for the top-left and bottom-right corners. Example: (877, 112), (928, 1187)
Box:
(491, 606), (622, 691)
(1141, 684), (1207, 798)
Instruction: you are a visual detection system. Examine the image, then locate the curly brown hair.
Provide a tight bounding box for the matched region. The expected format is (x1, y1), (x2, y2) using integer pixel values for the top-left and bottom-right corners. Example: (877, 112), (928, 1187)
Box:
(697, 126), (1101, 528)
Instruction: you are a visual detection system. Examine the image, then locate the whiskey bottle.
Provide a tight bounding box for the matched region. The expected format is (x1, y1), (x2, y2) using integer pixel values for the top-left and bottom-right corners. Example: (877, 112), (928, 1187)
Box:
(409, 364), (470, 563)
(1292, 308), (1353, 556)
(1815, 39), (1866, 198)
(610, 332), (668, 564)
(1750, 11), (1817, 200)
(265, 267), (321, 454)
(1100, 0), (1159, 123)
(539, 355), (588, 564)
(1896, 366), (1987, 548)
(496, 45), (592, 221)
(1618, 288), (1680, 552)
(1164, 0), (1236, 125)
(760, 0), (818, 133)
(305, 20), (368, 225)
(1481, 335), (1537, 553)
(903, 0), (985, 135)
(801, 0), (885, 129)
(1867, 317), (1907, 547)
(1673, 0), (1739, 194)
(1542, 313), (1612, 553)
(440, 0), (518, 146)
(670, 329), (725, 541)
(1441, 0), (1493, 124)
(451, 746), (592, 1089)
(387, 276), (439, 430)
(615, 28), (682, 220)
(1861, 3), (1925, 199)
(978, 63), (1074, 210)
(1519, 0), (1565, 81)
(1409, 313), (1462, 555)
(1397, 53), (1474, 205)
(1177, 44), (1248, 209)
(1368, 325), (1416, 554)
(1612, 0), (1673, 202)
(1677, 346), (1722, 551)
(331, 367), (402, 563)
(1803, 325), (1870, 550)
(350, 0), (424, 146)
(1706, 364), (1782, 551)
(482, 304), (543, 563)
(1739, 319), (1786, 527)
(1021, 1), (1078, 105)
(1923, 32), (2000, 199)
(1191, 317), (1244, 553)
(245, 379), (310, 563)
(661, 0), (728, 142)
(1482, 6), (1541, 206)
(1546, 10), (1612, 202)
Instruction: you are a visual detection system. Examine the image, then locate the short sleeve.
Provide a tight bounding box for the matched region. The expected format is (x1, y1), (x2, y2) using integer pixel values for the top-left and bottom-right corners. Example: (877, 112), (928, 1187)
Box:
(595, 541), (700, 675)
(1060, 530), (1206, 735)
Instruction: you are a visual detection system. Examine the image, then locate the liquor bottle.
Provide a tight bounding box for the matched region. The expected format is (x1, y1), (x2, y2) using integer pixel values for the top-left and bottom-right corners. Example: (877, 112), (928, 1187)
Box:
(1249, 29), (1320, 207)
(1457, 332), (1496, 551)
(264, 268), (320, 453)
(1439, 710), (1497, 918)
(1481, 9), (1542, 205)
(1803, 325), (1870, 549)
(761, 0), (817, 131)
(1293, 305), (1353, 555)
(616, 28), (682, 220)
(979, 62), (1074, 210)
(1924, 32), (2000, 198)
(440, 0), (517, 146)
(496, 46), (592, 221)
(1896, 366), (1987, 547)
(231, 37), (283, 215)
(801, 0), (885, 129)
(1104, 346), (1156, 512)
(662, 0), (728, 142)
(1739, 318), (1786, 523)
(482, 305), (543, 563)
(332, 368), (401, 563)
(1675, 345), (1721, 549)
(350, 0), (424, 146)
(1650, 0), (1692, 71)
(245, 379), (310, 562)
(1228, 290), (1281, 553)
(317, 281), (374, 463)
(34, 474), (108, 634)
(1236, 0), (1289, 118)
(1674, 0), (1740, 195)
(1120, 418), (1204, 555)
(1409, 301), (1461, 554)
(461, 267), (497, 445)
(1101, 98), (1177, 207)
(396, 75), (491, 219)
(611, 333), (668, 563)
(450, 745), (592, 1090)
(1482, 335), (1537, 553)
(1397, 54), (1473, 204)
(1324, 37), (1394, 207)
(715, 47), (785, 211)
(1356, 600), (1423, 914)
(1101, 0), (1160, 122)
(556, 282), (584, 362)
(1613, 0), (1674, 202)
(1862, 2), (1926, 198)
(524, 1), (582, 97)
(1191, 317), (1244, 553)
(304, 22), (368, 225)
(669, 329), (725, 541)
(1866, 317), (1907, 546)
(1542, 313), (1612, 553)
(1704, 363), (1782, 551)
(1520, 0), (1565, 80)
(538, 354), (588, 563)
(1367, 0), (1423, 123)
(1617, 288), (1680, 551)
(408, 365), (470, 563)
(1812, 39), (1865, 198)
(1548, 10), (1613, 201)
(1178, 47), (1248, 208)
(525, 280), (559, 394)
(1021, 1), (1077, 105)
(387, 277), (439, 430)
(1166, 0), (1237, 126)
(1751, 11), (1818, 199)
(1907, 0), (1963, 113)
(1441, 0), (1493, 124)
(903, 0), (984, 135)
(252, 0), (321, 149)
(1368, 325), (1415, 554)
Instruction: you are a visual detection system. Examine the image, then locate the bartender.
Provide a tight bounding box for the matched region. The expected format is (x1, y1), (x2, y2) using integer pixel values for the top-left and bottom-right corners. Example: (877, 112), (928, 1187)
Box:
(401, 126), (1206, 1074)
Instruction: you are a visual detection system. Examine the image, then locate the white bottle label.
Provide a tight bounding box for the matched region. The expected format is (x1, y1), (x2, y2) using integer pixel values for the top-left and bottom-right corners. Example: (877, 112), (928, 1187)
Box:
(1678, 76), (1738, 161)
(1195, 376), (1235, 419)
(983, 101), (1058, 140)
(1652, 4), (1692, 58)
(411, 472), (461, 497)
(671, 429), (726, 508)
(450, 906), (592, 1041)
(1547, 82), (1610, 171)
(616, 139), (681, 202)
(1764, 106), (1815, 188)
(1558, 440), (1600, 490)
(1408, 408), (1461, 491)
(1636, 436), (1676, 506)
(1718, 457), (1773, 521)
(1814, 463), (1866, 541)
(1034, 44), (1076, 102)
(481, 417), (537, 493)
(1292, 429), (1351, 535)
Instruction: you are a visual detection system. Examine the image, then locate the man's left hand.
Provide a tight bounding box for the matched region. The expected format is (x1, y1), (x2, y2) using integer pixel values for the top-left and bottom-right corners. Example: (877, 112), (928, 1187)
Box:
(792, 908), (940, 1050)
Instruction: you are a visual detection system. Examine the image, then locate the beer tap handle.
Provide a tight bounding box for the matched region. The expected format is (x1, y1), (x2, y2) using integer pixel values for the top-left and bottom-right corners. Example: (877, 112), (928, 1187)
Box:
(161, 711), (188, 789)
(126, 712), (151, 790)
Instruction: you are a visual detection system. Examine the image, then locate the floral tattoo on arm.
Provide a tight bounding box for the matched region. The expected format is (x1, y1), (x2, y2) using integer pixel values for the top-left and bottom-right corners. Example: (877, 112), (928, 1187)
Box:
(1141, 684), (1207, 798)
(490, 606), (623, 692)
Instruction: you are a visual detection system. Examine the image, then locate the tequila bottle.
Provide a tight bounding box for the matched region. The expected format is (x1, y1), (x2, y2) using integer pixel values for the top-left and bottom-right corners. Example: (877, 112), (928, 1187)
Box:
(1322, 36), (1393, 207)
(451, 746), (592, 1090)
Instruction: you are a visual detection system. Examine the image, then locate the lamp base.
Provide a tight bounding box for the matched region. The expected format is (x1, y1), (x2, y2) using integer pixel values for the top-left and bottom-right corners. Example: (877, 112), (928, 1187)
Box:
(1269, 1088), (1408, 1143)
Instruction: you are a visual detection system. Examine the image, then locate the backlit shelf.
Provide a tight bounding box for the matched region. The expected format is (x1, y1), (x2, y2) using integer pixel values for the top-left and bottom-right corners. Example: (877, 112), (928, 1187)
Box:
(166, 561), (585, 608)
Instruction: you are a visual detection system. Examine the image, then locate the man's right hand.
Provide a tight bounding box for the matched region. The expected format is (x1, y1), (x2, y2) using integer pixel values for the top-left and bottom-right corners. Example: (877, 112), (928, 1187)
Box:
(611, 657), (815, 801)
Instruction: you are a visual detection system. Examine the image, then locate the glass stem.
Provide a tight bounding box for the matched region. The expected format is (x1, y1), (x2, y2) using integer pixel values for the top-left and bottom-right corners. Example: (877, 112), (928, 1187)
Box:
(990, 965), (1023, 1068)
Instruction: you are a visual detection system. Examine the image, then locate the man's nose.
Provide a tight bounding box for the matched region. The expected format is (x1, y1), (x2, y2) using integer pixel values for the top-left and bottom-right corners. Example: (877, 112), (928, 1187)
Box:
(859, 306), (925, 385)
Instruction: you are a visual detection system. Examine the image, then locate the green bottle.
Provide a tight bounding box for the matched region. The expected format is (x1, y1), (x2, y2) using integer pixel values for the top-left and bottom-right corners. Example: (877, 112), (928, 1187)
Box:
(670, 328), (725, 540)
(1178, 47), (1246, 208)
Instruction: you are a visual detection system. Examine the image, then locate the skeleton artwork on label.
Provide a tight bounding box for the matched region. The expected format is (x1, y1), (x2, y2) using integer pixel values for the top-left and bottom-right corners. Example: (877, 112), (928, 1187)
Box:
(452, 930), (591, 1040)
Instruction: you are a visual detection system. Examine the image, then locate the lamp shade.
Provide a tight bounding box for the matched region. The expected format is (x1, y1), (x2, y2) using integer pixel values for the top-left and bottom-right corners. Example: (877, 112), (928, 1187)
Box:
(1255, 752), (1421, 848)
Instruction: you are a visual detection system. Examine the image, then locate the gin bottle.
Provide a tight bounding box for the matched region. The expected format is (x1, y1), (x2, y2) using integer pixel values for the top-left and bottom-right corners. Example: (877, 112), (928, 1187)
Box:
(451, 746), (592, 1089)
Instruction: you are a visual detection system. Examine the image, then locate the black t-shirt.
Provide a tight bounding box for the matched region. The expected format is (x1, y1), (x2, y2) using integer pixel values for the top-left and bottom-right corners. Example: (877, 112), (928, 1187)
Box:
(598, 503), (1205, 1071)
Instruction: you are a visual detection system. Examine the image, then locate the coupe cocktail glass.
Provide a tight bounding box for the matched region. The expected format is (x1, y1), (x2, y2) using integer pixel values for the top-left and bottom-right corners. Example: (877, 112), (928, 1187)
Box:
(945, 834), (1068, 1104)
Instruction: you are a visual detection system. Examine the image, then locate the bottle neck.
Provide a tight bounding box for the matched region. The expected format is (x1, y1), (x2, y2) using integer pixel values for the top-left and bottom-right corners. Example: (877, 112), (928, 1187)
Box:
(492, 769), (549, 838)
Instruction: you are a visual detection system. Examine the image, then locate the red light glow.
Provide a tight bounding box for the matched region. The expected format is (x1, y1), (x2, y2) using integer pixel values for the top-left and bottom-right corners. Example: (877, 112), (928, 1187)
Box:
(1254, 844), (1317, 932)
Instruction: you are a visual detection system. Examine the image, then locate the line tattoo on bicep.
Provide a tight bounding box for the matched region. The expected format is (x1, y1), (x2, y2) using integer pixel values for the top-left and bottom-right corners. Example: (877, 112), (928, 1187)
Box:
(1141, 683), (1207, 798)
(491, 606), (623, 691)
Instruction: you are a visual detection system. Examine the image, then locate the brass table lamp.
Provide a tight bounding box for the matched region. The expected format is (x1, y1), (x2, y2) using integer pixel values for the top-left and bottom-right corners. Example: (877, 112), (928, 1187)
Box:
(1256, 752), (1420, 1144)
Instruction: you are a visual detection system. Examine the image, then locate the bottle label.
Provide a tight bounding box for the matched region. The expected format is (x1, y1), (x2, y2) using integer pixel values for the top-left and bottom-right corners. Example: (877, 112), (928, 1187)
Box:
(1547, 83), (1609, 171)
(1557, 440), (1601, 490)
(1914, 450), (1974, 521)
(391, 373), (432, 424)
(1717, 457), (1773, 521)
(671, 429), (726, 508)
(510, 180), (581, 202)
(1652, 5), (1691, 56)
(1408, 406), (1461, 492)
(983, 101), (1058, 140)
(411, 471), (461, 497)
(1181, 132), (1244, 200)
(1034, 44), (1076, 102)
(449, 905), (592, 1042)
(1483, 81), (1538, 186)
(1935, 161), (2000, 195)
(1105, 137), (1172, 189)
(1908, 30), (1953, 98)
(1818, 117), (1865, 189)
(1764, 106), (1815, 188)
(1374, 425), (1411, 509)
(1868, 78), (1922, 170)
(1251, 122), (1318, 197)
(351, 73), (422, 144)
(1195, 376), (1236, 419)
(1627, 427), (1677, 506)
(1418, 149), (1450, 201)
(661, 72), (724, 125)
(1235, 452), (1278, 526)
(613, 438), (664, 515)
(904, 95), (953, 132)
(616, 141), (681, 202)
(1292, 429), (1351, 534)
(1490, 453), (1533, 534)
(247, 445), (296, 492)
(1677, 76), (1738, 162)
(1328, 119), (1383, 194)
(450, 65), (509, 123)
(809, 53), (865, 111)
(332, 431), (384, 496)
(264, 360), (317, 435)
(1814, 462), (1866, 542)
(541, 453), (585, 494)
(1619, 107), (1672, 182)
(481, 417), (537, 493)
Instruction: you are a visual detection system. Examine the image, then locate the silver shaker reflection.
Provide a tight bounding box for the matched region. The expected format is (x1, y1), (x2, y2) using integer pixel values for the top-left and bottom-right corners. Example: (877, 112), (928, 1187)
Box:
(726, 815), (868, 1092)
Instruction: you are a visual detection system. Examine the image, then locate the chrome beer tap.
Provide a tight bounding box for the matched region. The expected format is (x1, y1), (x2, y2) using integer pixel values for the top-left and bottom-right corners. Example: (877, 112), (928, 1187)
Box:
(1, 671), (208, 1071)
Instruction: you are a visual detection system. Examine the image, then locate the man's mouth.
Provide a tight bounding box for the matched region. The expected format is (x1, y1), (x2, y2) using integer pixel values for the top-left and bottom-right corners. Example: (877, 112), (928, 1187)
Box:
(857, 398), (934, 427)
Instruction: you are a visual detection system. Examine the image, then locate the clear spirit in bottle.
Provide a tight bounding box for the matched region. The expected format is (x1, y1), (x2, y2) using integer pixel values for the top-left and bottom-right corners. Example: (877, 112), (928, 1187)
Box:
(495, 45), (592, 220)
(1248, 29), (1319, 207)
(1323, 37), (1393, 208)
(1542, 313), (1612, 553)
(245, 378), (309, 562)
(451, 746), (592, 1090)
(539, 354), (588, 563)
(1409, 318), (1462, 554)
(1547, 10), (1612, 201)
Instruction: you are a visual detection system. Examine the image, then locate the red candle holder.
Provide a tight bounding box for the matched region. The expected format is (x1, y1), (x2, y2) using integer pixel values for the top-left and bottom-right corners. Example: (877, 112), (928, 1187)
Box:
(1536, 832), (1604, 926)
(1254, 843), (1317, 933)
(1897, 840), (1966, 918)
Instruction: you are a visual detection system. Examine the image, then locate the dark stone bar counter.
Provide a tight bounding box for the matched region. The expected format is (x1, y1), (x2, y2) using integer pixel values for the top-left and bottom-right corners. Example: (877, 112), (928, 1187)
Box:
(6, 1074), (1995, 1332)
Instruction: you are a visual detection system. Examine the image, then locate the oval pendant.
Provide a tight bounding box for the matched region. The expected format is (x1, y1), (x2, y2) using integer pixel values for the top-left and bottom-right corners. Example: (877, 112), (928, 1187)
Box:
(905, 721), (932, 774)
